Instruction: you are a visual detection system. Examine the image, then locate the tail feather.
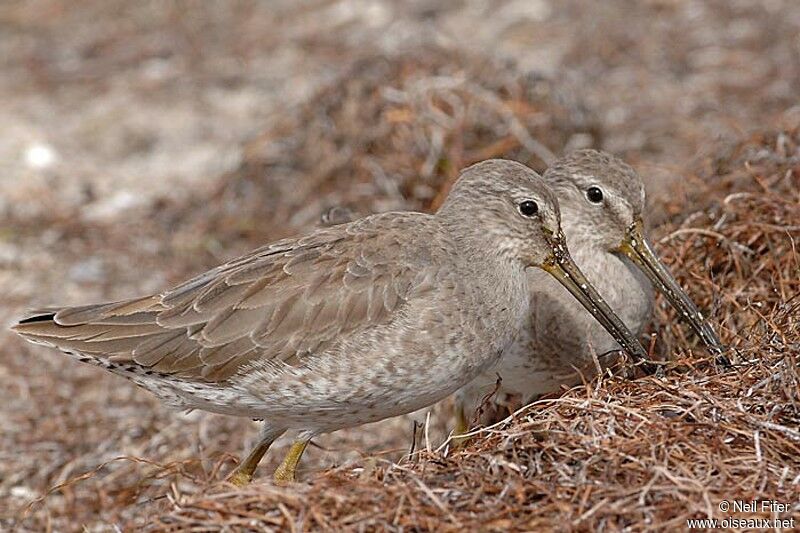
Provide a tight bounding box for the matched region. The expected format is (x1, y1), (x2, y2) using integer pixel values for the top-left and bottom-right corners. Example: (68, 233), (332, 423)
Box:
(51, 295), (161, 326)
(12, 297), (163, 356)
(17, 311), (57, 324)
(12, 298), (263, 417)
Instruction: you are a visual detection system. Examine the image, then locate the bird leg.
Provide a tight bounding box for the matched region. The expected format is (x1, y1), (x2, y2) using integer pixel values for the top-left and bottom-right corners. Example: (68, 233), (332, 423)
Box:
(451, 402), (471, 449)
(273, 439), (310, 483)
(228, 425), (285, 486)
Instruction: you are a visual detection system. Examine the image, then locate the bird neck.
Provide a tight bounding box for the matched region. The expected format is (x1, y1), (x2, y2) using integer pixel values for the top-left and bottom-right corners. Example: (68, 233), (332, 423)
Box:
(437, 207), (529, 318)
(436, 199), (534, 358)
(557, 211), (653, 327)
(559, 204), (608, 255)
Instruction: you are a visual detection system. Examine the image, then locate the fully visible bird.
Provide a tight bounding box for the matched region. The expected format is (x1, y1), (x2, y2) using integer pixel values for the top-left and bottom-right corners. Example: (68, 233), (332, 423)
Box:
(455, 150), (723, 433)
(13, 159), (648, 485)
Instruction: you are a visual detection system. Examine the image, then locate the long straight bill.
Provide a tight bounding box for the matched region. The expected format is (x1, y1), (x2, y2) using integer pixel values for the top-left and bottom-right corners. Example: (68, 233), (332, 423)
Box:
(619, 219), (724, 353)
(542, 234), (650, 366)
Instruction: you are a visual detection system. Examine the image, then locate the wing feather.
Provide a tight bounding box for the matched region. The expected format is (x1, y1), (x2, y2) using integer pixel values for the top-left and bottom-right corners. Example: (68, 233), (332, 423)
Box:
(13, 213), (446, 383)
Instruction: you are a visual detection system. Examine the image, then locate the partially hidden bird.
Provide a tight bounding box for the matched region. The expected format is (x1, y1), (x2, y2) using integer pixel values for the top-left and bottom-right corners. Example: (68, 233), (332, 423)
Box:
(454, 150), (724, 434)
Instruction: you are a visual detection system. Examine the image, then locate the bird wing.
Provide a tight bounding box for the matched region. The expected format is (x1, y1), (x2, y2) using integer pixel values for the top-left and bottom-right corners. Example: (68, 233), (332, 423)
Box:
(14, 213), (445, 382)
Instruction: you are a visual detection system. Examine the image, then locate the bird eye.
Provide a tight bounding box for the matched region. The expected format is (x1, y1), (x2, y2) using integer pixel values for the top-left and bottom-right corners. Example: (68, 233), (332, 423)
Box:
(586, 186), (604, 204)
(518, 200), (539, 217)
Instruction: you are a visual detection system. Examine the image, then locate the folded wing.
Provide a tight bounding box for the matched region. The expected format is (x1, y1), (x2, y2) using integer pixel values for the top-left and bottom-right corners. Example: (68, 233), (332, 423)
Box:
(14, 214), (443, 382)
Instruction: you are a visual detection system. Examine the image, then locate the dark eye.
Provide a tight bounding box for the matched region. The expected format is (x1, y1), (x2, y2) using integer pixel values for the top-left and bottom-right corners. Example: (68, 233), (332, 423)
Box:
(518, 200), (539, 217)
(586, 186), (604, 204)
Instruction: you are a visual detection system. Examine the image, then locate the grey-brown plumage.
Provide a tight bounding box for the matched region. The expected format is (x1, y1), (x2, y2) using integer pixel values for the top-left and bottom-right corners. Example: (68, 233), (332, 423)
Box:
(456, 150), (723, 427)
(13, 159), (647, 483)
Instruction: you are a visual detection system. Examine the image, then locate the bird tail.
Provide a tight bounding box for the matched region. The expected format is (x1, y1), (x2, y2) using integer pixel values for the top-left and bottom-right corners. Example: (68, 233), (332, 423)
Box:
(12, 295), (163, 361)
(11, 296), (210, 411)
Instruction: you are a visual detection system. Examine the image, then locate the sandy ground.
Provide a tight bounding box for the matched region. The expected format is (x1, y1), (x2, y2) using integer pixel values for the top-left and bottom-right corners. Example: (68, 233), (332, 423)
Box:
(1, 0), (799, 529)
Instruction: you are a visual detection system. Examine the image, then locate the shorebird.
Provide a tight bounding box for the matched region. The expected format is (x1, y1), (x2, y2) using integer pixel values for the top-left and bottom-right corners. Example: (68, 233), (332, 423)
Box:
(454, 150), (723, 433)
(13, 159), (648, 485)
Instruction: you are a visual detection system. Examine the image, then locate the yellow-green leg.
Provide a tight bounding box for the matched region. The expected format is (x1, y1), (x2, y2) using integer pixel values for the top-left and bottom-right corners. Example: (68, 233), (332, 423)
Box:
(228, 425), (285, 487)
(452, 401), (471, 449)
(273, 439), (310, 483)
